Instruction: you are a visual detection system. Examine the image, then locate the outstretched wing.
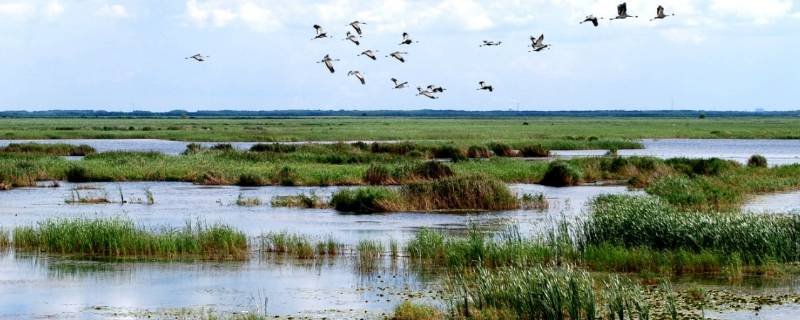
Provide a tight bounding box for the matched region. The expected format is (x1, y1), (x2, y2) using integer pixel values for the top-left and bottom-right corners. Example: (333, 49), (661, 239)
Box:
(402, 32), (409, 41)
(657, 5), (664, 16)
(618, 3), (627, 16)
(324, 60), (334, 73)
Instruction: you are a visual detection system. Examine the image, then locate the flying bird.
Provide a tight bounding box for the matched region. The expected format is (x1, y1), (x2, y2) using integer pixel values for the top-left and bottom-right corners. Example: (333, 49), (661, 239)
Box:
(427, 85), (446, 93)
(651, 5), (674, 21)
(185, 54), (209, 62)
(399, 32), (418, 45)
(416, 87), (439, 99)
(391, 78), (408, 89)
(529, 34), (550, 52)
(581, 15), (602, 27)
(312, 25), (328, 39)
(480, 40), (503, 47)
(344, 31), (360, 45)
(477, 81), (494, 92)
(386, 51), (408, 63)
(349, 21), (367, 35)
(347, 71), (366, 85)
(316, 54), (339, 73)
(610, 2), (638, 20)
(358, 50), (379, 60)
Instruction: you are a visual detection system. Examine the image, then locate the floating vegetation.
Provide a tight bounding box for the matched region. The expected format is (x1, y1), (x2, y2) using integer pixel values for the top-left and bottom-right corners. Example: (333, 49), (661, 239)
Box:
(64, 189), (111, 204)
(11, 218), (247, 259)
(236, 194), (262, 207)
(270, 193), (328, 209)
(392, 301), (442, 320)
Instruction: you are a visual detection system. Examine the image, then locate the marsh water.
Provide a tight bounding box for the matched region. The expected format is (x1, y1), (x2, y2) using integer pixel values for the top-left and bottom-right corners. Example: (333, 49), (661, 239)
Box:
(3, 138), (800, 165)
(0, 182), (641, 319)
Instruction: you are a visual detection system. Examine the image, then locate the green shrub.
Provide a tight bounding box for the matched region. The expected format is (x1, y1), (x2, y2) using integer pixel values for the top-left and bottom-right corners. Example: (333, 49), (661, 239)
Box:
(666, 158), (735, 176)
(748, 154), (768, 168)
(540, 161), (582, 187)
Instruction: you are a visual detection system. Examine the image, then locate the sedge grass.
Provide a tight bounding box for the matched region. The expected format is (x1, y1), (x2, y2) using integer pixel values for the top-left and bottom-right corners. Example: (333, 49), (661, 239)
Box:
(11, 218), (248, 259)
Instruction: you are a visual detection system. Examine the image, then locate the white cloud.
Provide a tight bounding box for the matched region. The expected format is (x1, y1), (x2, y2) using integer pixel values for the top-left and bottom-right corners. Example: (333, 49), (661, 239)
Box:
(0, 2), (35, 20)
(98, 4), (131, 18)
(185, 0), (280, 30)
(44, 1), (64, 18)
(710, 0), (793, 24)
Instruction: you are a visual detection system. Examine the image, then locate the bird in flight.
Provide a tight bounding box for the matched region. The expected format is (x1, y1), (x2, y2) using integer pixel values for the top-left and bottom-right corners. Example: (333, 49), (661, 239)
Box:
(391, 78), (408, 89)
(386, 51), (408, 63)
(427, 85), (446, 93)
(316, 54), (339, 73)
(417, 87), (439, 99)
(399, 32), (418, 45)
(581, 15), (602, 27)
(650, 5), (674, 21)
(312, 25), (328, 39)
(344, 31), (360, 46)
(480, 40), (503, 47)
(358, 50), (379, 61)
(529, 34), (550, 52)
(477, 81), (494, 92)
(348, 71), (366, 85)
(349, 21), (367, 36)
(185, 54), (209, 62)
(610, 2), (638, 20)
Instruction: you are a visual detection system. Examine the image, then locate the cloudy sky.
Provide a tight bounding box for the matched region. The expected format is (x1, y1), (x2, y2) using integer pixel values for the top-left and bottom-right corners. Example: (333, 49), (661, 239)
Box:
(0, 0), (798, 111)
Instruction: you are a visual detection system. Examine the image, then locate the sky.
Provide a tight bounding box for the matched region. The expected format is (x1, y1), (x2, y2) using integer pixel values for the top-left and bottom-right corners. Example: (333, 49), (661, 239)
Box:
(0, 0), (798, 112)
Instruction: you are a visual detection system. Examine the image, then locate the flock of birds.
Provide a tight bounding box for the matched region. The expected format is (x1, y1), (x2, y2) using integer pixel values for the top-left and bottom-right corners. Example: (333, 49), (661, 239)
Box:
(185, 2), (675, 100)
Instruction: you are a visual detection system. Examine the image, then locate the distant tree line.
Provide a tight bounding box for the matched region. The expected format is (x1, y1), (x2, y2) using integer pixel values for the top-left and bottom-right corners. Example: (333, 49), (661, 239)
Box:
(0, 109), (797, 119)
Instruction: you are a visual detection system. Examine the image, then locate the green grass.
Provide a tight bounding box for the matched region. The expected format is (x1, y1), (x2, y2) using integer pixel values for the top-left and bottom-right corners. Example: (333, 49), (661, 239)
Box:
(1, 117), (796, 142)
(11, 218), (248, 259)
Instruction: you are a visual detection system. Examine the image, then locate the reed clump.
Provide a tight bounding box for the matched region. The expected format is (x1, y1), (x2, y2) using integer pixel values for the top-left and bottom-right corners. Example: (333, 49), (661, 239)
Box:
(467, 145), (492, 159)
(449, 265), (648, 320)
(11, 218), (248, 259)
(540, 161), (583, 187)
(259, 232), (341, 259)
(520, 193), (549, 211)
(583, 195), (800, 265)
(237, 173), (269, 186)
(330, 187), (402, 213)
(400, 175), (518, 212)
(0, 143), (96, 156)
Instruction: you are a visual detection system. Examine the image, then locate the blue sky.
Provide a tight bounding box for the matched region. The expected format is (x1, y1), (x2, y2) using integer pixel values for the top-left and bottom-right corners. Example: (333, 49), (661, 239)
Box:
(0, 0), (798, 111)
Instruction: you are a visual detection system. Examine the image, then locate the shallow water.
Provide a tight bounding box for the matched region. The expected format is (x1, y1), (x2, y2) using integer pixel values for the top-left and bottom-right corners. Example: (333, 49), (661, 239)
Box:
(556, 139), (800, 166)
(743, 191), (800, 214)
(0, 182), (640, 318)
(3, 138), (800, 165)
(0, 252), (430, 319)
(0, 182), (640, 243)
(707, 304), (800, 320)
